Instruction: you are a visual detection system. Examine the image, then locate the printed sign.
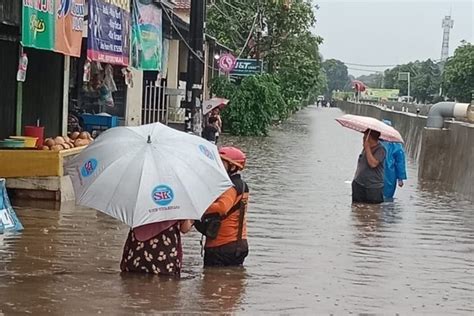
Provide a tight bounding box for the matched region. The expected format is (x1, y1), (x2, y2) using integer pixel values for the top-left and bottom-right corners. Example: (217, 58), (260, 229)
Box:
(131, 1), (162, 70)
(21, 0), (85, 57)
(81, 158), (98, 177)
(230, 58), (262, 76)
(218, 53), (236, 73)
(55, 0), (85, 57)
(152, 185), (174, 206)
(22, 0), (56, 50)
(88, 0), (131, 66)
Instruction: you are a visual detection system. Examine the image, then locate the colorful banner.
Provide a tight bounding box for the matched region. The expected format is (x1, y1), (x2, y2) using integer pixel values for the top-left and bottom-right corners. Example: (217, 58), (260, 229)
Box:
(131, 1), (162, 70)
(22, 0), (56, 50)
(88, 0), (131, 66)
(21, 0), (85, 56)
(362, 88), (400, 100)
(55, 0), (85, 57)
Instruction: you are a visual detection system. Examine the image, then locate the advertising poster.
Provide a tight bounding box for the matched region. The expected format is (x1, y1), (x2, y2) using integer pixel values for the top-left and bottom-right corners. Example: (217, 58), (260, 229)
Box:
(131, 0), (162, 70)
(88, 0), (131, 66)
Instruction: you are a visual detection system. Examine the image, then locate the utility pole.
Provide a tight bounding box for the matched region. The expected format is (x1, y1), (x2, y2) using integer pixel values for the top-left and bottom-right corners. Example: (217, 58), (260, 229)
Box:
(184, 0), (205, 134)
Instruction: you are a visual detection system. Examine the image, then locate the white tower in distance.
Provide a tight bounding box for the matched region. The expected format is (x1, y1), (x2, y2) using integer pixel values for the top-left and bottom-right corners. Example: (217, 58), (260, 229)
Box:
(441, 15), (454, 62)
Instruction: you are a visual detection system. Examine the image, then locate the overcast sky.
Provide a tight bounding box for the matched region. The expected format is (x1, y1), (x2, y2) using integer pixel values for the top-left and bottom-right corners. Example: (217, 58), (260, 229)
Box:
(313, 0), (473, 76)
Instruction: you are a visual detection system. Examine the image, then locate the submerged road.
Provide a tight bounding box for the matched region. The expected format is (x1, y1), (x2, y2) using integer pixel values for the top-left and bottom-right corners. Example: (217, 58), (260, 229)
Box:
(1, 107), (473, 314)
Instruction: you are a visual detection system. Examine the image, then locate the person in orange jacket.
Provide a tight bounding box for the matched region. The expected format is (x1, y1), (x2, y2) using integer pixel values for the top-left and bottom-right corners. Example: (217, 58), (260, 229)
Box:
(195, 146), (249, 267)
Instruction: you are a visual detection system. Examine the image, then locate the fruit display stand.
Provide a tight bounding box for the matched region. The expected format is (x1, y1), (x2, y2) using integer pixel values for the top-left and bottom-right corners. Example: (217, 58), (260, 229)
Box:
(0, 146), (86, 201)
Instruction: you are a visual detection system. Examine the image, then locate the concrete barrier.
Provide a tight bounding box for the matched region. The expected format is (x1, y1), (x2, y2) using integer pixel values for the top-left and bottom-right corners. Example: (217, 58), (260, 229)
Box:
(336, 100), (474, 201)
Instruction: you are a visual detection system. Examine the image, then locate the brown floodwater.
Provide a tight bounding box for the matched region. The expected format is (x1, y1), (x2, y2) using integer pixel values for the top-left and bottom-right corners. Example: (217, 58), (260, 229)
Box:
(1, 108), (473, 314)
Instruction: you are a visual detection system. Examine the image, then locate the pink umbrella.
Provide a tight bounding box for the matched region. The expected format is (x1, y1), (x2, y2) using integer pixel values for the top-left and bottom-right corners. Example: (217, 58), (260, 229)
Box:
(203, 97), (229, 115)
(335, 114), (404, 143)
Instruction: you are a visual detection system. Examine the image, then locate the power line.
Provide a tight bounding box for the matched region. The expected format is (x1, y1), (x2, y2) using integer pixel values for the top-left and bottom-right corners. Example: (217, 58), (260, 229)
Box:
(347, 67), (385, 73)
(345, 62), (398, 68)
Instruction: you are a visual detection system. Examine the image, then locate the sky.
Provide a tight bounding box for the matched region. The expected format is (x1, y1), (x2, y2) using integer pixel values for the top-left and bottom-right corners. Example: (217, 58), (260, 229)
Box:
(313, 0), (473, 77)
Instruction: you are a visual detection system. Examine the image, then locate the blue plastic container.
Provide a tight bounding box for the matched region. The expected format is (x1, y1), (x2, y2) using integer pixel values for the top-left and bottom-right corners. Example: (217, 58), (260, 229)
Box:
(81, 114), (118, 133)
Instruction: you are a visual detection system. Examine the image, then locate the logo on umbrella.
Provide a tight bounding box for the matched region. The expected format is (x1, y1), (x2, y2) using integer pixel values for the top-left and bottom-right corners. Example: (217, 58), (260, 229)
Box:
(199, 144), (215, 160)
(81, 159), (98, 177)
(152, 185), (174, 206)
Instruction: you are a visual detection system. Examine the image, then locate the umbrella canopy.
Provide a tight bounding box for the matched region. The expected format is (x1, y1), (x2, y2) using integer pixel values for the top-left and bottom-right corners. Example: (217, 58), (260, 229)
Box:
(352, 80), (367, 92)
(203, 97), (229, 115)
(66, 123), (233, 228)
(335, 114), (404, 143)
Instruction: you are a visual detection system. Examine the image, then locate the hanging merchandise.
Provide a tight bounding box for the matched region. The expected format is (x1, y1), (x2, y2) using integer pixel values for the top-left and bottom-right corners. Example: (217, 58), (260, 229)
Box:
(21, 0), (85, 57)
(104, 64), (118, 92)
(83, 60), (91, 82)
(131, 1), (162, 70)
(16, 53), (28, 82)
(88, 0), (131, 66)
(122, 68), (133, 88)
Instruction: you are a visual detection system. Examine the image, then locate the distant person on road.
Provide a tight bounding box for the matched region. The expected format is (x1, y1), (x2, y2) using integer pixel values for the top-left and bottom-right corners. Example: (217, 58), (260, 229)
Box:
(210, 108), (222, 143)
(381, 120), (407, 200)
(202, 116), (219, 144)
(352, 129), (386, 204)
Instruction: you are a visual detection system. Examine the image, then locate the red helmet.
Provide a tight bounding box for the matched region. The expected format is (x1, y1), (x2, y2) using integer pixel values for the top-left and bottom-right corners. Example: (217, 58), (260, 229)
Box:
(219, 146), (246, 170)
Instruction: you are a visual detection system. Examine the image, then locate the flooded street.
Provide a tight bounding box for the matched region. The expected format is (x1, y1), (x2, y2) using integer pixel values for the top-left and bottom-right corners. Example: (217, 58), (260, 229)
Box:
(1, 108), (473, 314)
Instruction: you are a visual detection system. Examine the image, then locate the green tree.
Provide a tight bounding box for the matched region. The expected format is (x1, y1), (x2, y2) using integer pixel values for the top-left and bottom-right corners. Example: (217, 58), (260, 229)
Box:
(206, 0), (326, 135)
(211, 75), (286, 136)
(322, 59), (349, 96)
(443, 42), (474, 102)
(357, 73), (384, 88)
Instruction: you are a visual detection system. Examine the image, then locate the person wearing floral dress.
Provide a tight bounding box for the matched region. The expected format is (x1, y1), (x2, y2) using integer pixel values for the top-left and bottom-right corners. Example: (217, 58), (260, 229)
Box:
(120, 220), (193, 276)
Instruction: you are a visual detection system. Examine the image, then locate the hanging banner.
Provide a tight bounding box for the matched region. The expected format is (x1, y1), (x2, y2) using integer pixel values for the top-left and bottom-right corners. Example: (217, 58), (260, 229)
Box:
(21, 0), (85, 56)
(55, 0), (85, 57)
(88, 0), (131, 66)
(131, 1), (162, 70)
(21, 0), (56, 50)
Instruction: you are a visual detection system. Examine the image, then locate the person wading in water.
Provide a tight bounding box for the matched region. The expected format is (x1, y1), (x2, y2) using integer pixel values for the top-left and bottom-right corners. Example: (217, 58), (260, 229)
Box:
(352, 129), (386, 204)
(195, 146), (250, 267)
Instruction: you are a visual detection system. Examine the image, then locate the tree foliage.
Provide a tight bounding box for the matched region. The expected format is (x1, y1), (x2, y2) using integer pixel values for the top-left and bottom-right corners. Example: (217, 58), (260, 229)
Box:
(210, 75), (285, 136)
(322, 59), (350, 96)
(443, 42), (474, 102)
(206, 0), (325, 135)
(357, 73), (383, 89)
(383, 59), (442, 103)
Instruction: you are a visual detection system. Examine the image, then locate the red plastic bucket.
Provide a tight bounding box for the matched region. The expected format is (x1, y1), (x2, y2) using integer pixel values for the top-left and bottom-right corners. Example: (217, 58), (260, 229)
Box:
(24, 126), (44, 148)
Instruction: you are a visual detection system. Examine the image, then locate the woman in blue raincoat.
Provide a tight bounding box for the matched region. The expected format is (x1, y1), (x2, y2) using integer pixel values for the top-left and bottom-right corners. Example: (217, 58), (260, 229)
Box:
(381, 120), (407, 200)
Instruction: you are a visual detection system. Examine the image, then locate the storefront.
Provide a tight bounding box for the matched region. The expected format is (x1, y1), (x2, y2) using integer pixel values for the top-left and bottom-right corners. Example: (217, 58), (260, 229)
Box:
(67, 39), (128, 135)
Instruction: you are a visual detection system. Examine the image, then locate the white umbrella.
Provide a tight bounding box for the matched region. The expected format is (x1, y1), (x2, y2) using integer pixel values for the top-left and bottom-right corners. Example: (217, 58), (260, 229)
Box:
(66, 123), (233, 228)
(202, 97), (229, 115)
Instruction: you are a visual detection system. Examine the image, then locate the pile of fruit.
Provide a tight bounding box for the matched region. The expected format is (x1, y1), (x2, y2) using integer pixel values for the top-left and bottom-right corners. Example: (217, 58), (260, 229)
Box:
(42, 132), (93, 151)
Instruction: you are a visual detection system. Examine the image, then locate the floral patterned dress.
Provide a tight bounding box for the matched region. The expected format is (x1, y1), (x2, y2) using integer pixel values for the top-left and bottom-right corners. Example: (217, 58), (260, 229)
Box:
(120, 224), (183, 276)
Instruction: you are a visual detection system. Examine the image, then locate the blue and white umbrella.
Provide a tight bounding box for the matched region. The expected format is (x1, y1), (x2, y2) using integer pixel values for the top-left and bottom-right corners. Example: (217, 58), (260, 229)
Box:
(66, 123), (232, 228)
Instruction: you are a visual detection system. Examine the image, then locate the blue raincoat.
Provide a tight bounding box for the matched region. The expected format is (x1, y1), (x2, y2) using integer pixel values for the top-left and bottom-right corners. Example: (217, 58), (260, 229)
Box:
(381, 139), (407, 200)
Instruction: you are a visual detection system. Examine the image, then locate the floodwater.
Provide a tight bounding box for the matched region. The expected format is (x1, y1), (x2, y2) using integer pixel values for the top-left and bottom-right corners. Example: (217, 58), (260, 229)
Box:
(1, 108), (473, 314)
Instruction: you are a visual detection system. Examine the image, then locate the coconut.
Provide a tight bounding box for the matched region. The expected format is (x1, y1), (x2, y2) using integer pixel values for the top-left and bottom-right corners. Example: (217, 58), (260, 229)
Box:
(50, 144), (63, 151)
(70, 131), (80, 140)
(44, 138), (55, 147)
(75, 139), (89, 147)
(54, 136), (65, 145)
